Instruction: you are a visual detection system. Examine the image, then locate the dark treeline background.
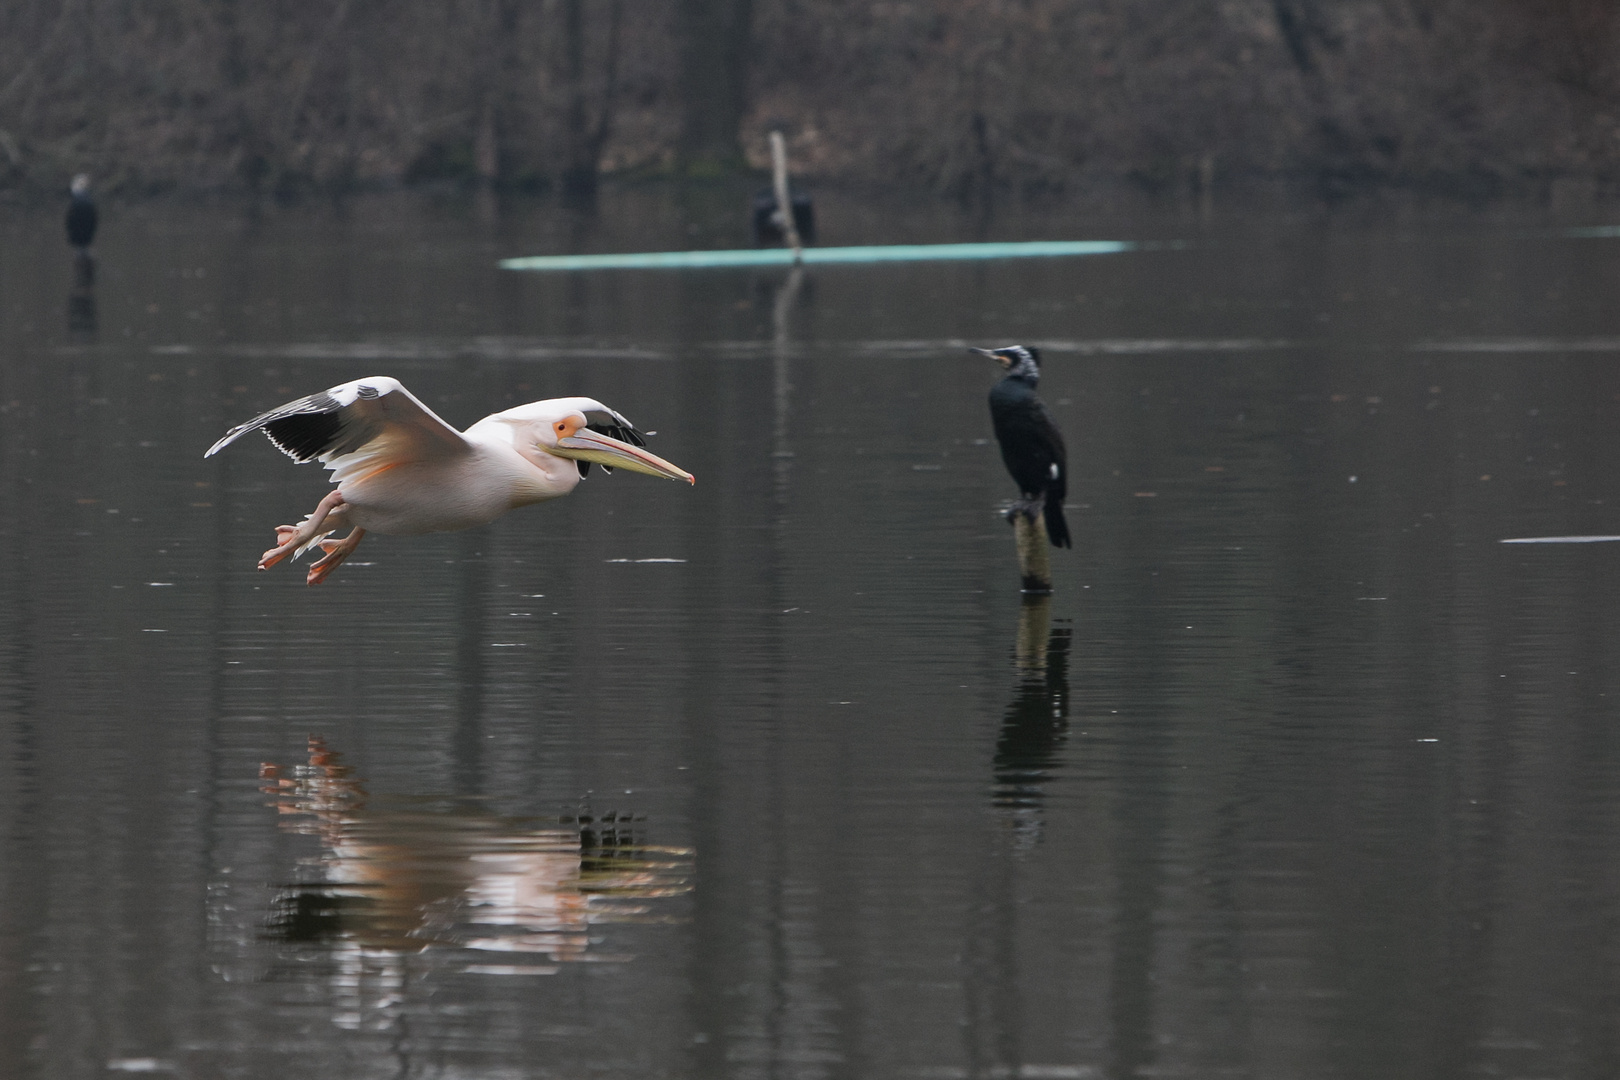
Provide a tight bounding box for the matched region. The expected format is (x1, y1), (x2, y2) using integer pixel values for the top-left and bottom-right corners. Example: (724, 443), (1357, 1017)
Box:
(1, 0), (1618, 200)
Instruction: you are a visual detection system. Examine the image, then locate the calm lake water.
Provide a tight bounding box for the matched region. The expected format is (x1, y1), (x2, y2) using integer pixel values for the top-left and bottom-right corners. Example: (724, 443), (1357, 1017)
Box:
(4, 186), (1620, 1079)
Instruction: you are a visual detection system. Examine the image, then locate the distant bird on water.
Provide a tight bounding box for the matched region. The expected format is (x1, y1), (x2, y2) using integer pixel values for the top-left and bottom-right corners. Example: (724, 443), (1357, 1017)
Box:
(751, 186), (816, 246)
(206, 377), (695, 585)
(65, 174), (97, 251)
(973, 345), (1071, 548)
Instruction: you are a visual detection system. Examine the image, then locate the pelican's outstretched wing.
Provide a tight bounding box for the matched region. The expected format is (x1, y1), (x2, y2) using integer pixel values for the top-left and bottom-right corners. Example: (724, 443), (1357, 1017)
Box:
(205, 377), (471, 467)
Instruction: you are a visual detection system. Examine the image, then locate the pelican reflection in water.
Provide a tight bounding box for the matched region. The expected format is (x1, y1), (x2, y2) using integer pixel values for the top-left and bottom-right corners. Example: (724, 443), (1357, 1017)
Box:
(258, 737), (691, 1027)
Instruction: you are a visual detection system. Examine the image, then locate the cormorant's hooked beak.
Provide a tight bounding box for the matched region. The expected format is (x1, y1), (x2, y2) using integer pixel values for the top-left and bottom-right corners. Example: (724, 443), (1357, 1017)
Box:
(970, 346), (1013, 369)
(553, 428), (695, 484)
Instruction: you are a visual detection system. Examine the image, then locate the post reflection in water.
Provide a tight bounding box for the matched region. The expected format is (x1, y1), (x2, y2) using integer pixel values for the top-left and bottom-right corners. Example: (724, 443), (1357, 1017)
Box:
(254, 737), (692, 1030)
(993, 596), (1071, 850)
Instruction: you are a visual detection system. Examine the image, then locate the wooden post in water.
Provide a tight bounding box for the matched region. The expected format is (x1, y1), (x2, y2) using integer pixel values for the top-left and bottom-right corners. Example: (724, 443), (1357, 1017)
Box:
(1013, 509), (1052, 594)
(769, 131), (804, 263)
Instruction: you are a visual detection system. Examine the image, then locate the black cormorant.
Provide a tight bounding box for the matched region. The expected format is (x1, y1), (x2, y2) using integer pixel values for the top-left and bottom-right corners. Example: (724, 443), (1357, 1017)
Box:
(974, 345), (1071, 548)
(751, 186), (815, 246)
(65, 174), (97, 251)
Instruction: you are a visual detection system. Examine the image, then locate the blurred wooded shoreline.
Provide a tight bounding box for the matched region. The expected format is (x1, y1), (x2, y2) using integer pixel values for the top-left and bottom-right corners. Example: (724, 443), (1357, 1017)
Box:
(3, 0), (1619, 206)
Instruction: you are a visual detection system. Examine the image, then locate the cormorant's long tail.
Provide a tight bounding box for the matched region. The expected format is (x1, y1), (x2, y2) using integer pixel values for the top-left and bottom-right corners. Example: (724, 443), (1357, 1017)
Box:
(1044, 491), (1071, 549)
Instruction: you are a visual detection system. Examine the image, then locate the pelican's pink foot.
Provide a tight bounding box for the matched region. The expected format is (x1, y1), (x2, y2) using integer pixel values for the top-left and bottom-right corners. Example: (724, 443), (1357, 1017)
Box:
(306, 528), (367, 586)
(259, 525), (304, 570)
(257, 490), (348, 572)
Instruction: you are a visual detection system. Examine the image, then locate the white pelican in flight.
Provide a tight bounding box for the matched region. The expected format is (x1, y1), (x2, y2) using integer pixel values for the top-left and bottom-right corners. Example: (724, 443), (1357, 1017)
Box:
(205, 376), (694, 585)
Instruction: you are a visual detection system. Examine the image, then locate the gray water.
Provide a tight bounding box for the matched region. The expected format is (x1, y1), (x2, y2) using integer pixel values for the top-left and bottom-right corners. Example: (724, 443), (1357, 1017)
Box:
(4, 187), (1620, 1079)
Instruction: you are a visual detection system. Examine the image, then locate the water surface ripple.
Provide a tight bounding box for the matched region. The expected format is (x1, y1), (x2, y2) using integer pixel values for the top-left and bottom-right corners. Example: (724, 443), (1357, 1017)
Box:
(2, 193), (1620, 1078)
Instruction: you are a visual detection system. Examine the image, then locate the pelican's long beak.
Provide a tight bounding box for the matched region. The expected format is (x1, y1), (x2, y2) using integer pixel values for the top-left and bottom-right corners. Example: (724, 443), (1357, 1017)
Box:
(555, 429), (695, 483)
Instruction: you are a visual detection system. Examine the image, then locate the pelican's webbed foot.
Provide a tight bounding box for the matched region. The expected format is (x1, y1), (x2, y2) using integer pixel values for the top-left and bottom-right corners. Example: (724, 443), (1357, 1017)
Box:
(259, 489), (348, 571)
(306, 528), (367, 586)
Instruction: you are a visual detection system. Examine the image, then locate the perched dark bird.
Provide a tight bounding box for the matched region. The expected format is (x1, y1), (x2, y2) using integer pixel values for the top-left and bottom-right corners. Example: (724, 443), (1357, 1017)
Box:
(751, 186), (815, 246)
(974, 345), (1071, 548)
(65, 174), (98, 251)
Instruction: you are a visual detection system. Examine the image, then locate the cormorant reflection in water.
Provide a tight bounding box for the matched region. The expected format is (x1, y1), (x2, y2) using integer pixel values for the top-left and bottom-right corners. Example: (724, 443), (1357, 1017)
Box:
(993, 597), (1072, 849)
(68, 251), (97, 334)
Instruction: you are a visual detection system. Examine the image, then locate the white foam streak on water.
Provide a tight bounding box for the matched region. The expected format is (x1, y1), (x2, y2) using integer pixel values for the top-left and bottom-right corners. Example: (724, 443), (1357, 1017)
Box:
(154, 339), (669, 362)
(857, 338), (1297, 354)
(1415, 338), (1620, 352)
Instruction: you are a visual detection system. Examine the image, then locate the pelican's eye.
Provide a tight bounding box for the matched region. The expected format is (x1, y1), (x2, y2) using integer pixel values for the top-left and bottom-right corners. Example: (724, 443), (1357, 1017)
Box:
(552, 415), (585, 440)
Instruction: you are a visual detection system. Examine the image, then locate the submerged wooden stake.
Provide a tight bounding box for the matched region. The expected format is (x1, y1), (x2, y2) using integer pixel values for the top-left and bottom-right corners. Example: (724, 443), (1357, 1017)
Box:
(769, 130), (804, 263)
(1013, 510), (1052, 594)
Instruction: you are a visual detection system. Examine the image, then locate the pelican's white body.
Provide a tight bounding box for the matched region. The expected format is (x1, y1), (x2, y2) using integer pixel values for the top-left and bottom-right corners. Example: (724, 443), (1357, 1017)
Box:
(327, 409), (585, 535)
(205, 377), (693, 583)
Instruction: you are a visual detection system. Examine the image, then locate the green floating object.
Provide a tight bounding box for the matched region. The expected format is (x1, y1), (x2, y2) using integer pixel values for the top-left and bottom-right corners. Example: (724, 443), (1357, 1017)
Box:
(500, 239), (1133, 272)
